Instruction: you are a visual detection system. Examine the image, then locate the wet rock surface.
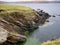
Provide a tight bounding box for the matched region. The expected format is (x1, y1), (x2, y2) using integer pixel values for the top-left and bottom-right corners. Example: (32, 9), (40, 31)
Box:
(52, 15), (56, 17)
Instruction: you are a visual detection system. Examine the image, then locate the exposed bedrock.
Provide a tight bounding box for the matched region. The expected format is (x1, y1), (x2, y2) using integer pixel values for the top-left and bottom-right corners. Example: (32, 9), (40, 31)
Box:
(0, 9), (50, 45)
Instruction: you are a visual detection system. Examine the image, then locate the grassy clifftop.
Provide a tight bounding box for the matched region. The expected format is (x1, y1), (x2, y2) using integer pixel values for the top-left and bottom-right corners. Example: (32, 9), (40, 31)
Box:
(0, 4), (38, 20)
(0, 4), (32, 11)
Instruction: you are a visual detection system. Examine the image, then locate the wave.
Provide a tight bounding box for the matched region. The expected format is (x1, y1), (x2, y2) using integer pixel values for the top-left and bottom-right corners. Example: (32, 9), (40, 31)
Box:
(39, 21), (55, 28)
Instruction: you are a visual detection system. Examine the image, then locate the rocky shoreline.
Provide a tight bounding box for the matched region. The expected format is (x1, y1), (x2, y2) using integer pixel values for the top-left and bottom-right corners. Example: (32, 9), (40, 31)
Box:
(0, 4), (50, 45)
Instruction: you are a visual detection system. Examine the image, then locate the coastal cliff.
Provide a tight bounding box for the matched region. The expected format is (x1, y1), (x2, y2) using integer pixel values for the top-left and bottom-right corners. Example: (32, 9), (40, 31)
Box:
(0, 4), (50, 45)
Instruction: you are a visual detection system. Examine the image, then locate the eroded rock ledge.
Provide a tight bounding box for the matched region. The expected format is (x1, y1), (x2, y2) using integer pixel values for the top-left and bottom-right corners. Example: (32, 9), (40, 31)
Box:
(0, 5), (50, 45)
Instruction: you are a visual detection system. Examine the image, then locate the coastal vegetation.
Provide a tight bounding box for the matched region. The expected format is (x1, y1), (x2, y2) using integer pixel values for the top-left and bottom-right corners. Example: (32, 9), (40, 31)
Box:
(41, 38), (60, 45)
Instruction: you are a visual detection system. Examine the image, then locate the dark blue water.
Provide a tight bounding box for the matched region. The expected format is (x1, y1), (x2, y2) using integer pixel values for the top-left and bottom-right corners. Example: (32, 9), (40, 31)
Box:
(8, 3), (60, 45)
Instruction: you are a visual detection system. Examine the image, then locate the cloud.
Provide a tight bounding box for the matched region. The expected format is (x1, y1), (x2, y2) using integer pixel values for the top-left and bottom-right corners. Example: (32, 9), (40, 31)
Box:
(0, 0), (60, 2)
(0, 0), (18, 1)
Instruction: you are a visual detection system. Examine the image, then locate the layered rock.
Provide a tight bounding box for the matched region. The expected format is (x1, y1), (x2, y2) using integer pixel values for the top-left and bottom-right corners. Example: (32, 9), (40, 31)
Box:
(0, 10), (50, 44)
(0, 27), (8, 43)
(0, 5), (50, 45)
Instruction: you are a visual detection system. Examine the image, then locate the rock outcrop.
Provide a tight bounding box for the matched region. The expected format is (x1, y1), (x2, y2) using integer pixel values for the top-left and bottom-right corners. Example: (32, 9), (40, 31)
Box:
(0, 5), (50, 45)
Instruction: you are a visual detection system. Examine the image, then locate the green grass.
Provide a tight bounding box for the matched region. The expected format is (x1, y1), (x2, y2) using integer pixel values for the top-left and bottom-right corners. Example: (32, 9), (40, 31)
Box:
(41, 38), (60, 45)
(0, 4), (32, 11)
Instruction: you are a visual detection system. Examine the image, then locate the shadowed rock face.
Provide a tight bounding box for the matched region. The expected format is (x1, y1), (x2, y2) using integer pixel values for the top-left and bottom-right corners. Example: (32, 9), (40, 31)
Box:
(0, 10), (50, 45)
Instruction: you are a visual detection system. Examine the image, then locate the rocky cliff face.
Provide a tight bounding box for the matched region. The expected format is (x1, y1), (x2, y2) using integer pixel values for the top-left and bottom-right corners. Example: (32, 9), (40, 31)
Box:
(0, 5), (50, 45)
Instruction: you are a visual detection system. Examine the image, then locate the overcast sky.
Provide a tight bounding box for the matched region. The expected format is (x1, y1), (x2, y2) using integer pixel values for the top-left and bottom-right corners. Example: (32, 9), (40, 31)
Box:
(0, 0), (60, 2)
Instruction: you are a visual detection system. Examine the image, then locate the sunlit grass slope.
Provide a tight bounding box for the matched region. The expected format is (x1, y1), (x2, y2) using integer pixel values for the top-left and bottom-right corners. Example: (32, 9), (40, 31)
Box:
(41, 38), (60, 45)
(0, 4), (32, 11)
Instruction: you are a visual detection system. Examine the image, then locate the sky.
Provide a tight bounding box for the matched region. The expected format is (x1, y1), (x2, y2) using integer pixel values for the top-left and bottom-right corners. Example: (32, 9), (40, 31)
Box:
(0, 0), (60, 2)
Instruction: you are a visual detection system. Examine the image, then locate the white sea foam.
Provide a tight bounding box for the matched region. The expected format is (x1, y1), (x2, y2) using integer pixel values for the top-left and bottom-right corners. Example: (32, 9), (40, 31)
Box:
(39, 21), (55, 28)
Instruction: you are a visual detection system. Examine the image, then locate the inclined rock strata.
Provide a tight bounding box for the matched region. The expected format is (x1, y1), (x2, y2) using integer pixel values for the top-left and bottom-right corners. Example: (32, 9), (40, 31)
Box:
(0, 9), (50, 45)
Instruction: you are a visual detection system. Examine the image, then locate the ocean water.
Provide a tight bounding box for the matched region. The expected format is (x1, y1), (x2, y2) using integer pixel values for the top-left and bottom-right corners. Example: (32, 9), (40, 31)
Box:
(4, 3), (60, 45)
(9, 3), (60, 15)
